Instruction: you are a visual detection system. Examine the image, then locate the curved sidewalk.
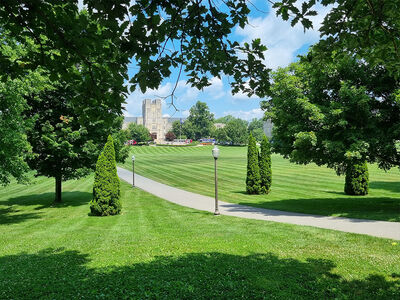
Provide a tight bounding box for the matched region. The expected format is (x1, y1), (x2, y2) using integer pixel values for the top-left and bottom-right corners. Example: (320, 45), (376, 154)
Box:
(117, 167), (400, 240)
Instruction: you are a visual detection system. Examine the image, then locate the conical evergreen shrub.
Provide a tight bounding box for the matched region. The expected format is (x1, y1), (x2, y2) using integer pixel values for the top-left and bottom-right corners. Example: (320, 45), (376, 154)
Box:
(259, 135), (272, 194)
(344, 160), (369, 195)
(246, 133), (261, 194)
(90, 135), (121, 216)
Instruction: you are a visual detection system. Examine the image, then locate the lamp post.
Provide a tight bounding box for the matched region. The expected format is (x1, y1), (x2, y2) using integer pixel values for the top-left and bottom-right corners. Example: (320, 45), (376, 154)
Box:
(131, 155), (135, 188)
(212, 145), (220, 215)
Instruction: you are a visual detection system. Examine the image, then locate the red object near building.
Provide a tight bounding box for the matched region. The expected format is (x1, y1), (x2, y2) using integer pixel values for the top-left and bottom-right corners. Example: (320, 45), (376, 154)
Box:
(128, 140), (137, 145)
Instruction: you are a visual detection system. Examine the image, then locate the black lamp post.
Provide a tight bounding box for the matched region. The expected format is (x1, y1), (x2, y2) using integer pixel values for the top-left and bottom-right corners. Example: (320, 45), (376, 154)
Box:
(132, 155), (135, 188)
(212, 146), (220, 215)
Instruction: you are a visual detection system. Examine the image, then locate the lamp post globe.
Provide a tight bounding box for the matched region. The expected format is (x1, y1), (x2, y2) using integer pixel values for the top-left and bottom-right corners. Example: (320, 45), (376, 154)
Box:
(212, 145), (220, 159)
(212, 146), (220, 215)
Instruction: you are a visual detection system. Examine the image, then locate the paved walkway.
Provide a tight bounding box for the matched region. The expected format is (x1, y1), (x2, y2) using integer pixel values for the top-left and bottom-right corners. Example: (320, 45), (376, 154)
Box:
(117, 167), (400, 240)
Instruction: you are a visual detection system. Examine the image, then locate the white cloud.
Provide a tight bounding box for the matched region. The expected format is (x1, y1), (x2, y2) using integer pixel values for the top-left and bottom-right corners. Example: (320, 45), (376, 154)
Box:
(162, 114), (171, 118)
(222, 108), (264, 121)
(236, 3), (331, 69)
(203, 77), (226, 99)
(182, 110), (190, 117)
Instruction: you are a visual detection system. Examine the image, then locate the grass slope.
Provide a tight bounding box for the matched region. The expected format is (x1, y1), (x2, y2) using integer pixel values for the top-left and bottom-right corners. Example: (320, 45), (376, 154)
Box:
(120, 145), (400, 221)
(0, 176), (399, 299)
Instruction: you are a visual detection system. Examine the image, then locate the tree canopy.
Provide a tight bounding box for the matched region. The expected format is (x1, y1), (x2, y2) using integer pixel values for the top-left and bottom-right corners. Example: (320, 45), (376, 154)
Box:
(248, 118), (264, 142)
(264, 49), (400, 177)
(186, 101), (214, 140)
(215, 115), (236, 124)
(0, 36), (52, 185)
(126, 123), (150, 143)
(0, 0), (270, 101)
(25, 83), (126, 202)
(224, 118), (248, 145)
(273, 0), (400, 78)
(0, 0), (271, 187)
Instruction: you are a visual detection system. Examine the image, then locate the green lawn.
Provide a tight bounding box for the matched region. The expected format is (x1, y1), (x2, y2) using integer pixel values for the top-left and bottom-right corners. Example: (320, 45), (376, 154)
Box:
(120, 145), (400, 221)
(0, 175), (399, 299)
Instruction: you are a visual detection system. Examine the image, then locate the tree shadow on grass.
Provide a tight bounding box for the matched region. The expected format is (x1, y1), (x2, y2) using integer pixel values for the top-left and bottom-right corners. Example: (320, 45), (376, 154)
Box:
(3, 191), (92, 210)
(0, 192), (92, 225)
(370, 181), (400, 193)
(237, 196), (400, 222)
(0, 207), (42, 225)
(0, 248), (398, 299)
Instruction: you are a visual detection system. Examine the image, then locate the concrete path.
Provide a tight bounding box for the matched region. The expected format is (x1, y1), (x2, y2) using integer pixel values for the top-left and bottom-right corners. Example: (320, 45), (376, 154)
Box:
(117, 167), (400, 240)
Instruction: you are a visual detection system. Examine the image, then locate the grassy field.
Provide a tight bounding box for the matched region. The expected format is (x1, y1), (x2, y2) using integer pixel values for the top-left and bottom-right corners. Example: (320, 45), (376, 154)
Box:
(120, 145), (400, 221)
(0, 175), (399, 299)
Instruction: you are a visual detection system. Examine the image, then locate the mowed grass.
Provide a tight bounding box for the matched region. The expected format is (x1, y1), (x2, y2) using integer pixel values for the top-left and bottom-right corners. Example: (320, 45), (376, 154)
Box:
(0, 175), (399, 299)
(120, 145), (400, 221)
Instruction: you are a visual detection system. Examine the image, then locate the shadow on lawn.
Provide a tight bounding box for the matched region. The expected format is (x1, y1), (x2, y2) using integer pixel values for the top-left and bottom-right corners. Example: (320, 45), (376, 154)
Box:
(0, 248), (398, 299)
(0, 207), (42, 225)
(3, 191), (92, 210)
(370, 181), (400, 193)
(0, 192), (91, 225)
(237, 196), (400, 222)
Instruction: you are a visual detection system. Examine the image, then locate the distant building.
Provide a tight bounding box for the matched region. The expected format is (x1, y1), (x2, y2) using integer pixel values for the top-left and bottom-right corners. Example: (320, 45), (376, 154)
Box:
(123, 99), (181, 142)
(214, 123), (226, 129)
(263, 119), (273, 138)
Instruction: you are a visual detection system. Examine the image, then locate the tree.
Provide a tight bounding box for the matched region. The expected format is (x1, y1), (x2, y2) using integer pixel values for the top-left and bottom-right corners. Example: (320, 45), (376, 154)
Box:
(0, 1), (270, 104)
(251, 128), (265, 142)
(187, 101), (215, 140)
(182, 121), (196, 140)
(215, 115), (236, 124)
(24, 83), (125, 203)
(246, 133), (261, 194)
(165, 131), (176, 141)
(264, 49), (398, 194)
(273, 1), (400, 78)
(259, 135), (272, 194)
(247, 119), (264, 142)
(0, 34), (51, 185)
(225, 118), (248, 145)
(126, 123), (150, 143)
(248, 118), (263, 132)
(0, 70), (49, 185)
(90, 135), (121, 216)
(172, 120), (184, 138)
(112, 117), (130, 163)
(345, 161), (369, 196)
(215, 127), (229, 143)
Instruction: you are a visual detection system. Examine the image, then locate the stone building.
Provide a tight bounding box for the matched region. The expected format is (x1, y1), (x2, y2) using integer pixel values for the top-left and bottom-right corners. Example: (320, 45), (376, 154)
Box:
(214, 123), (226, 129)
(123, 99), (180, 143)
(263, 119), (273, 138)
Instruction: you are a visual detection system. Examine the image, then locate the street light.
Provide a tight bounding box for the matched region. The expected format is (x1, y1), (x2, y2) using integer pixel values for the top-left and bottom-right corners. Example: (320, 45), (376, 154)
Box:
(212, 145), (220, 215)
(131, 155), (135, 188)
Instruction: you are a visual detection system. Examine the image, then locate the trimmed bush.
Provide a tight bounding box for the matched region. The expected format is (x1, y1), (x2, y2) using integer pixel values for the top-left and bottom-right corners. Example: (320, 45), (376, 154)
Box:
(344, 160), (369, 195)
(246, 133), (261, 194)
(90, 135), (121, 216)
(259, 135), (272, 194)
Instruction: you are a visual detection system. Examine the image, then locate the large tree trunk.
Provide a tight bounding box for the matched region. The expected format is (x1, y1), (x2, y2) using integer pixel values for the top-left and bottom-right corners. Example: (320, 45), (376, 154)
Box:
(55, 175), (62, 203)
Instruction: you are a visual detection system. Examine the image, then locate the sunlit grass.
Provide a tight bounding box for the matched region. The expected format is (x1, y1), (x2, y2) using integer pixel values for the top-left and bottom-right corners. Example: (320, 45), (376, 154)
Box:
(120, 145), (400, 221)
(0, 175), (399, 298)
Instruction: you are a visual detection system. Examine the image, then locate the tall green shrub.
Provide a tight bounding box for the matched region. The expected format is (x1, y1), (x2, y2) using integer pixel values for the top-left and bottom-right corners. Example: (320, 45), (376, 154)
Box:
(344, 160), (369, 195)
(259, 135), (272, 194)
(246, 133), (261, 194)
(90, 135), (121, 216)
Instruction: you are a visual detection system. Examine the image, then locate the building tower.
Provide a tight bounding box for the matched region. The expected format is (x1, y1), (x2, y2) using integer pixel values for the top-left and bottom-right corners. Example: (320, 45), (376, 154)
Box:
(142, 99), (163, 141)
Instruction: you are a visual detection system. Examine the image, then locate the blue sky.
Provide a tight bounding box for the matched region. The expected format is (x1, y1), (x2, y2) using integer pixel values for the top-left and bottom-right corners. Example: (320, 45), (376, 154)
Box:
(120, 1), (330, 120)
